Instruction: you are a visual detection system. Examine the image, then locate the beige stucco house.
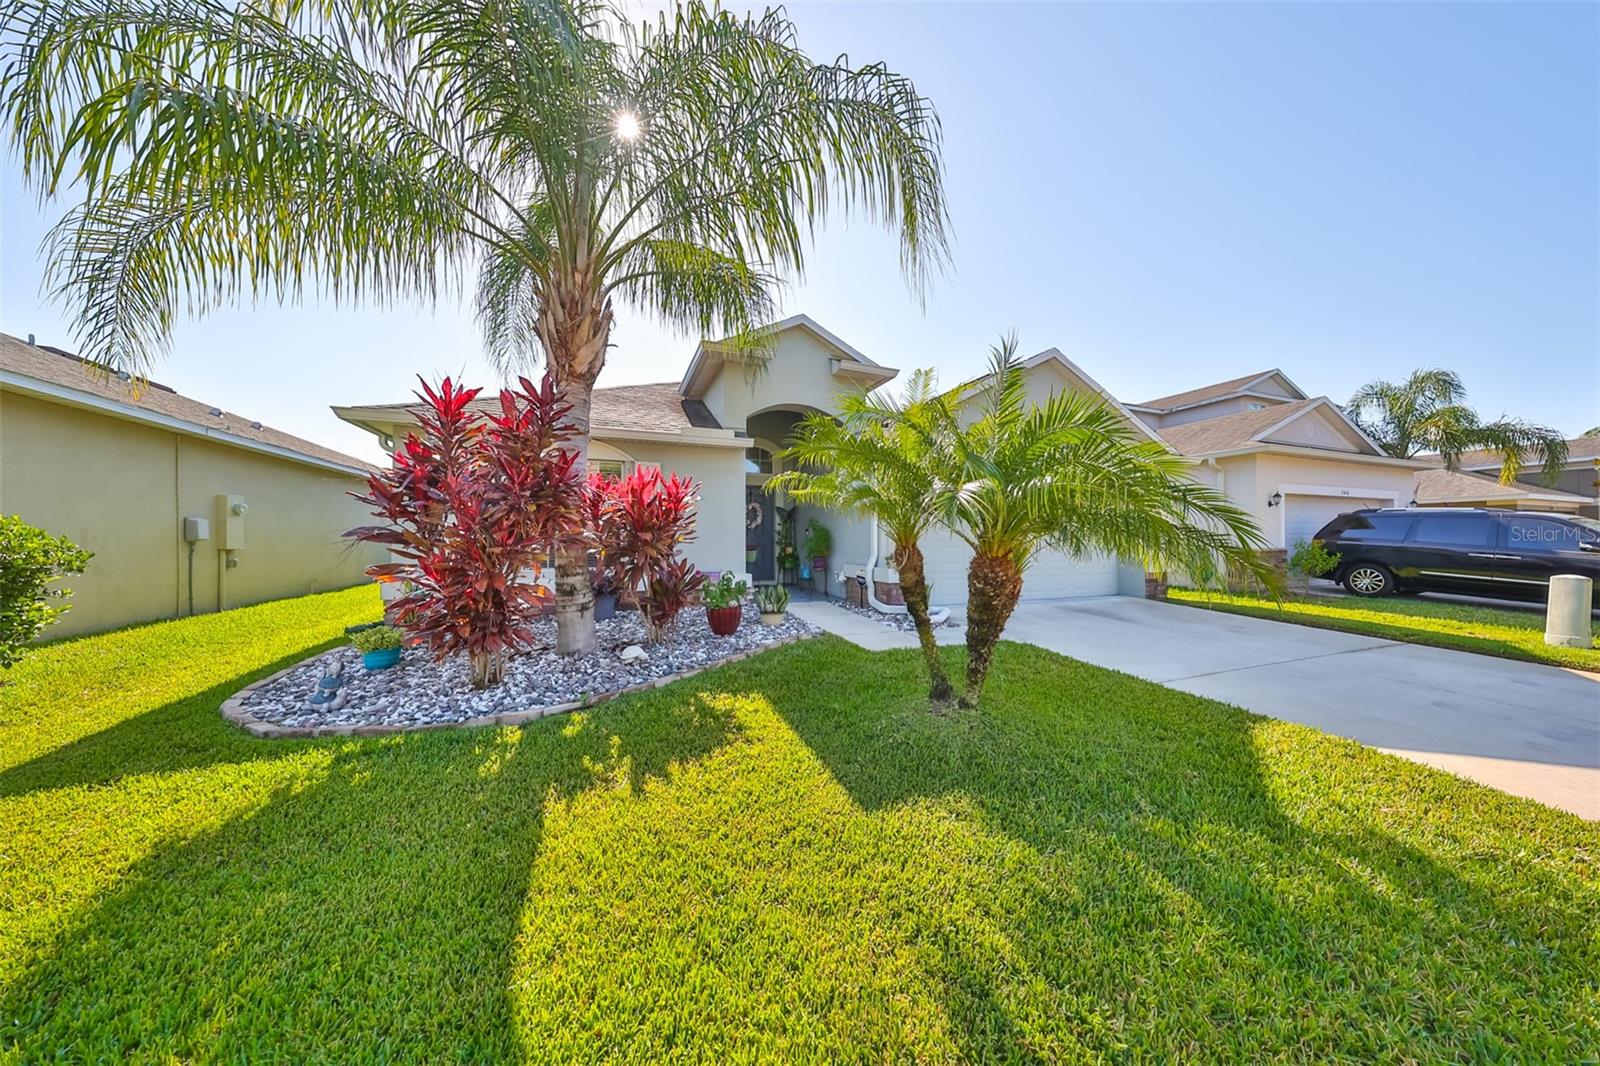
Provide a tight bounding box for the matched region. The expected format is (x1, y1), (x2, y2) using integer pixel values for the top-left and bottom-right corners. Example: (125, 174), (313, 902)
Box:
(336, 317), (1429, 608)
(0, 332), (386, 637)
(1128, 370), (1432, 550)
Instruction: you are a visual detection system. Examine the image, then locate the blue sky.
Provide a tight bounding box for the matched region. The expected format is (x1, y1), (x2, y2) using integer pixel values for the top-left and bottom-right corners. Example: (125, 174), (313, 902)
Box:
(2, 1), (1595, 462)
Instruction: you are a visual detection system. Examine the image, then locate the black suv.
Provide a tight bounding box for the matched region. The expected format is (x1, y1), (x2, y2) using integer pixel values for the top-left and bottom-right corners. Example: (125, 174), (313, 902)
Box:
(1311, 507), (1600, 599)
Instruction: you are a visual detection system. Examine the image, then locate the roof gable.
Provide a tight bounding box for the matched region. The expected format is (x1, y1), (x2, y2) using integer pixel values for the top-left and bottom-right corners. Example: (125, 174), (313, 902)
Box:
(1156, 396), (1388, 459)
(679, 314), (895, 400)
(950, 348), (1163, 444)
(1131, 368), (1308, 413)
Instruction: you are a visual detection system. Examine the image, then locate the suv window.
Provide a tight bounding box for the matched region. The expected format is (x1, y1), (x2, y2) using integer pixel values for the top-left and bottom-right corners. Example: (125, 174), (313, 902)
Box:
(1334, 513), (1414, 541)
(1409, 514), (1494, 547)
(1502, 515), (1592, 554)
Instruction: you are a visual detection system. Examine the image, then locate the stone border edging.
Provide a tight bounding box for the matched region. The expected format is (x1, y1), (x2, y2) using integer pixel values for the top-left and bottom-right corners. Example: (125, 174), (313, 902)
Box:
(220, 631), (819, 739)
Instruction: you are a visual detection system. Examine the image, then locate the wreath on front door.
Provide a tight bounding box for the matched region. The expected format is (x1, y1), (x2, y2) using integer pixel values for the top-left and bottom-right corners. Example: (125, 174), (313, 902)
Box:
(746, 501), (764, 529)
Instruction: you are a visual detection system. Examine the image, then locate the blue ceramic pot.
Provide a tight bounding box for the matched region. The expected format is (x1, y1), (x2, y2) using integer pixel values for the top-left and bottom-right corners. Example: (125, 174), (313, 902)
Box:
(362, 647), (402, 671)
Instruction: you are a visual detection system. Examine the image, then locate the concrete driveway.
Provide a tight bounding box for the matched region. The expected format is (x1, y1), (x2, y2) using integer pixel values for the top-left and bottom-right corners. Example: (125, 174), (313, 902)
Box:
(1001, 597), (1600, 820)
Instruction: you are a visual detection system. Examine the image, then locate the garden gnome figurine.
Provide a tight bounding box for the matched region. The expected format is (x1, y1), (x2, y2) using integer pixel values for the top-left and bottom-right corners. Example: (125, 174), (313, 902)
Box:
(306, 659), (347, 712)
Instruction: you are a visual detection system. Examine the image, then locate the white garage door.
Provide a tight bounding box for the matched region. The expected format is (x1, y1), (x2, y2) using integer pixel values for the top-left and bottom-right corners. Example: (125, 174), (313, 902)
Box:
(1284, 494), (1388, 548)
(916, 529), (1118, 607)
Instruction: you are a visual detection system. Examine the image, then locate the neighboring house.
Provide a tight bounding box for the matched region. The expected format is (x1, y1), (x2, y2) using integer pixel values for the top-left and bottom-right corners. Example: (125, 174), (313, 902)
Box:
(1448, 435), (1600, 517)
(0, 332), (386, 637)
(1128, 370), (1431, 551)
(1413, 466), (1593, 514)
(336, 319), (1430, 607)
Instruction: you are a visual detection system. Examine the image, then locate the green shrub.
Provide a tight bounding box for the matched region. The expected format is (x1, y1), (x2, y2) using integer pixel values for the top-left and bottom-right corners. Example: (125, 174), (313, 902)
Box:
(701, 572), (748, 609)
(1288, 538), (1341, 579)
(0, 515), (92, 668)
(802, 520), (832, 560)
(350, 624), (405, 652)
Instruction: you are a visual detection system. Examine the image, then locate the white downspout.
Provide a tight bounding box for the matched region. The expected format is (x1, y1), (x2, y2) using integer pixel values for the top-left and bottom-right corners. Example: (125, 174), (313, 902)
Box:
(863, 515), (950, 624)
(1206, 456), (1225, 495)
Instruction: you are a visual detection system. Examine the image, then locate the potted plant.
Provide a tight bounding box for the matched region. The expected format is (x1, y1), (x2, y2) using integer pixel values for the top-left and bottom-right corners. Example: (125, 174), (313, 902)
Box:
(351, 624), (405, 671)
(702, 571), (748, 637)
(754, 583), (789, 625)
(802, 520), (832, 592)
(745, 545), (758, 566)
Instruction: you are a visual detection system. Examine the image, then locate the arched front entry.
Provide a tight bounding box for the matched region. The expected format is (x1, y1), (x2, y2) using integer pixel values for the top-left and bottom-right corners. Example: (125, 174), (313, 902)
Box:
(743, 438), (781, 582)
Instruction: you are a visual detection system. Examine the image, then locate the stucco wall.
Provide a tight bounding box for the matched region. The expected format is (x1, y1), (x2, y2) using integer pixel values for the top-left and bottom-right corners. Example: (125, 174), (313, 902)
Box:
(0, 391), (384, 637)
(1220, 452), (1415, 548)
(701, 327), (869, 430)
(606, 438), (747, 575)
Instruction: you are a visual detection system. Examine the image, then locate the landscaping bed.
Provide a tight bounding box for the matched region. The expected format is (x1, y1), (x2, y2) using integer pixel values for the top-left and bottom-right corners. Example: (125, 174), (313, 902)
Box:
(4, 585), (1597, 1062)
(233, 604), (818, 734)
(1169, 586), (1600, 672)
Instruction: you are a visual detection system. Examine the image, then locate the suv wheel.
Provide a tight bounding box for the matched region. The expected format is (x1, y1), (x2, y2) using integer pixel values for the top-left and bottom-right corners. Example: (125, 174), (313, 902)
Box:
(1342, 563), (1394, 597)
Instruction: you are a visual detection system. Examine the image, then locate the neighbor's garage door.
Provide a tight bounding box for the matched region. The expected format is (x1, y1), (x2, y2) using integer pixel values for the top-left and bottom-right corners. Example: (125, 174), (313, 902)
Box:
(916, 529), (1118, 608)
(1284, 494), (1388, 547)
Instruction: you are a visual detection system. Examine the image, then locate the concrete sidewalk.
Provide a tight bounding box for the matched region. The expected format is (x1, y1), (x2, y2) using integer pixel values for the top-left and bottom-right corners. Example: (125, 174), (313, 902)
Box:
(787, 599), (965, 652)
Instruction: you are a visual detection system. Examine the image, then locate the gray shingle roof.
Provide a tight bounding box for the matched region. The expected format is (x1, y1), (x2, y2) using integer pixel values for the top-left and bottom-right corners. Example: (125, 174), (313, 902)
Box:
(1155, 397), (1322, 455)
(0, 332), (374, 472)
(1414, 466), (1591, 504)
(1456, 434), (1600, 469)
(1133, 370), (1280, 412)
(342, 381), (723, 435)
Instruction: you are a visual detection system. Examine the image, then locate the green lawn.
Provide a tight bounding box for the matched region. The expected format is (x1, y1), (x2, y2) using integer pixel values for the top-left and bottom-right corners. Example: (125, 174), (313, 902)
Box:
(3, 587), (1597, 1062)
(1168, 586), (1600, 672)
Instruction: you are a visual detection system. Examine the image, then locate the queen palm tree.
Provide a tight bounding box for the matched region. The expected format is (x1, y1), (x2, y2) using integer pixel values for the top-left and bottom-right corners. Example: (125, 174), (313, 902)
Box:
(1346, 369), (1566, 485)
(0, 0), (949, 654)
(938, 335), (1275, 707)
(773, 369), (957, 703)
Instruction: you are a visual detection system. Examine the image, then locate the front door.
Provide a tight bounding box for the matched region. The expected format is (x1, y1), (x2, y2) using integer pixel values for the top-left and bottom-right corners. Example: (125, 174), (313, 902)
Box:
(745, 485), (775, 581)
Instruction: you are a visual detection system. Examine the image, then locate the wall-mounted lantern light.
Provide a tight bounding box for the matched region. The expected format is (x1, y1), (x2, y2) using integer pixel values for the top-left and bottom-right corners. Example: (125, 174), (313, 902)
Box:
(1267, 492), (1282, 508)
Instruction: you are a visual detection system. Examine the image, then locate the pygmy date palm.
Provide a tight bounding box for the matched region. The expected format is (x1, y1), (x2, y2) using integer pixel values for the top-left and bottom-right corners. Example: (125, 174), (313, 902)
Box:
(0, 0), (949, 653)
(1346, 369), (1567, 484)
(939, 335), (1276, 707)
(774, 370), (958, 704)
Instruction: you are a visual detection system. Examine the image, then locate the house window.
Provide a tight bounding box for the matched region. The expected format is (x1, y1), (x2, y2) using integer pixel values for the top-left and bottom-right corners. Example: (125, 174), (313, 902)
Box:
(745, 446), (774, 476)
(1246, 402), (1266, 411)
(592, 459), (628, 479)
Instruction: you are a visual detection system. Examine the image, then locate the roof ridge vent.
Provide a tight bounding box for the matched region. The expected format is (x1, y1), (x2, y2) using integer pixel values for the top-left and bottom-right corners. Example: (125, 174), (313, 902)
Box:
(208, 407), (223, 417)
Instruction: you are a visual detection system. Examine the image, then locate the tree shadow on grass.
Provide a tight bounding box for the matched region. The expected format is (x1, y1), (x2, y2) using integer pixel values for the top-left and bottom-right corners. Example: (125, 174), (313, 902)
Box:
(0, 643), (345, 800)
(1, 689), (742, 1062)
(757, 639), (1600, 1061)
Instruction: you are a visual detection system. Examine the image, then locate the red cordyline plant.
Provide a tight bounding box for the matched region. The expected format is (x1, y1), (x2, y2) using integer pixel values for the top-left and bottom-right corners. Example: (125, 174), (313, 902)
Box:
(641, 558), (705, 643)
(584, 466), (703, 640)
(346, 374), (581, 687)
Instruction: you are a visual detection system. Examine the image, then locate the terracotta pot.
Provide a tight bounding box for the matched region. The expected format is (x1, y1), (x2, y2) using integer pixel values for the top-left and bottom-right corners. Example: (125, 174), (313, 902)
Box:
(707, 605), (742, 637)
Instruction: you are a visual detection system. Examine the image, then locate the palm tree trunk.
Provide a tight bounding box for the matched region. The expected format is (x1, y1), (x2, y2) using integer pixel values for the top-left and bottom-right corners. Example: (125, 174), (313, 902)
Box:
(552, 375), (597, 655)
(960, 550), (1022, 707)
(894, 541), (954, 703)
(539, 281), (613, 657)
